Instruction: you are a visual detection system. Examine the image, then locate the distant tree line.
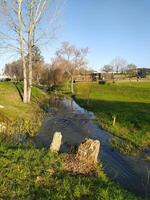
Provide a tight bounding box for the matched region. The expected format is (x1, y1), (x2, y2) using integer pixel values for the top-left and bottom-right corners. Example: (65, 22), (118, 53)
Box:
(103, 56), (139, 79)
(4, 42), (89, 94)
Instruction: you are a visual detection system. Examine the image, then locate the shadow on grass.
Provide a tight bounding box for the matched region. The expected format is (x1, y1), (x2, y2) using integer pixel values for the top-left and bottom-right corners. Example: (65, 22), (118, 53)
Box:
(76, 98), (150, 147)
(13, 82), (23, 101)
(77, 98), (150, 129)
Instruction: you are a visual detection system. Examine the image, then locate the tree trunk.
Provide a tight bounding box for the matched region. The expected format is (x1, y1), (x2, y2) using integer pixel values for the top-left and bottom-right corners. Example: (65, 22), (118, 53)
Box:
(27, 1), (33, 103)
(71, 76), (74, 94)
(27, 31), (32, 103)
(17, 0), (28, 103)
(36, 75), (39, 84)
(23, 66), (28, 103)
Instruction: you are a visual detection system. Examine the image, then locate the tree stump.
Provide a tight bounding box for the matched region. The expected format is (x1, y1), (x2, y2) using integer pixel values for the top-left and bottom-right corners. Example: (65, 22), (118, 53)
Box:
(76, 138), (100, 164)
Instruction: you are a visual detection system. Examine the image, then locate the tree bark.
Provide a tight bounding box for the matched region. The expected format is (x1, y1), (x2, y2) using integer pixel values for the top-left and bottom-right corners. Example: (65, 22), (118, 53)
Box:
(17, 0), (28, 103)
(27, 1), (34, 103)
(71, 76), (74, 94)
(27, 31), (32, 103)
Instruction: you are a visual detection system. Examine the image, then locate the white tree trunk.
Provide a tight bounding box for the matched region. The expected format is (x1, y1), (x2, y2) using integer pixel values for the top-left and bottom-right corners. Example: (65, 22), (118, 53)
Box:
(27, 1), (34, 103)
(18, 0), (28, 103)
(27, 32), (32, 103)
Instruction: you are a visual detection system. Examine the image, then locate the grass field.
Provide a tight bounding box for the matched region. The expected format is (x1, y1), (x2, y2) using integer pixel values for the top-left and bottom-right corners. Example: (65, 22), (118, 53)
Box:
(74, 81), (150, 155)
(0, 141), (140, 200)
(0, 81), (48, 136)
(0, 82), (140, 199)
(0, 82), (47, 121)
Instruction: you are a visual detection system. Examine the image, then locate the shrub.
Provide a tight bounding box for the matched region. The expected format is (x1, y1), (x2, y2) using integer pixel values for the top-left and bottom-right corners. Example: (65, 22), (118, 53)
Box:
(99, 80), (106, 84)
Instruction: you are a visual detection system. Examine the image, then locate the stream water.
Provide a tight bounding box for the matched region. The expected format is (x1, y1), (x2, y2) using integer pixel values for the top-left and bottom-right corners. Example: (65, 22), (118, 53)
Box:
(34, 96), (150, 198)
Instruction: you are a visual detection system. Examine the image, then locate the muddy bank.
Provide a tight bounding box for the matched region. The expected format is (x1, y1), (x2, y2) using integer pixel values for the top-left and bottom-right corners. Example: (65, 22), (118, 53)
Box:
(33, 97), (150, 198)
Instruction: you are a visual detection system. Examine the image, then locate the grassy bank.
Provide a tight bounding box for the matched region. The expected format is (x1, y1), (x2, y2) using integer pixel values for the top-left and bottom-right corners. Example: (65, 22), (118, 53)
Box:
(74, 82), (150, 155)
(0, 81), (48, 136)
(0, 82), (47, 121)
(0, 82), (142, 199)
(0, 141), (140, 200)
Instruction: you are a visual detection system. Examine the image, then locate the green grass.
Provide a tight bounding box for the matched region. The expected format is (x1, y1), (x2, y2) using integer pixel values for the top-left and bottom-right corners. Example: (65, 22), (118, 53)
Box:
(0, 81), (142, 199)
(0, 81), (48, 136)
(73, 82), (150, 155)
(0, 81), (47, 121)
(0, 141), (140, 200)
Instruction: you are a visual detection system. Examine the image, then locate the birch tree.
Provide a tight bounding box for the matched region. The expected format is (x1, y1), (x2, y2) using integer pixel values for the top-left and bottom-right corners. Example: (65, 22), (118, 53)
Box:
(0, 0), (60, 103)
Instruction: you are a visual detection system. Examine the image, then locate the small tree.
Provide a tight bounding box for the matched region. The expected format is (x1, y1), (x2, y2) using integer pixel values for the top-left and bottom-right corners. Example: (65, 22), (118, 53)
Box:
(111, 56), (128, 73)
(32, 45), (44, 84)
(5, 60), (23, 81)
(103, 64), (113, 73)
(5, 45), (44, 83)
(56, 42), (89, 94)
(126, 64), (137, 80)
(49, 57), (67, 86)
(102, 64), (114, 82)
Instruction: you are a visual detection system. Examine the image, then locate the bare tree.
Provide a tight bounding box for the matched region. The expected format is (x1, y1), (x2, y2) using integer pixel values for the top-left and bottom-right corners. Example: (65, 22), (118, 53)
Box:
(56, 42), (89, 94)
(5, 59), (23, 81)
(0, 0), (61, 103)
(42, 57), (67, 86)
(111, 56), (128, 73)
(40, 59), (68, 87)
(103, 64), (113, 73)
(126, 64), (137, 80)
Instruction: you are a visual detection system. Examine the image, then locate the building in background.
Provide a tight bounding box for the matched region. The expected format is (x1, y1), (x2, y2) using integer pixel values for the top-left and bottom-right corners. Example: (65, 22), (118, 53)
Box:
(137, 68), (150, 78)
(74, 71), (114, 82)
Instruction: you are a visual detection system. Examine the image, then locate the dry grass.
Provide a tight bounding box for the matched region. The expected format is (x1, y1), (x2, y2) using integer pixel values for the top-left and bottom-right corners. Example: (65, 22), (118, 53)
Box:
(64, 154), (98, 176)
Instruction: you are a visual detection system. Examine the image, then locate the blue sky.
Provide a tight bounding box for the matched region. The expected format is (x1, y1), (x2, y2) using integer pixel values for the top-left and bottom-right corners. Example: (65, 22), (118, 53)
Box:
(1, 0), (150, 71)
(59, 0), (150, 70)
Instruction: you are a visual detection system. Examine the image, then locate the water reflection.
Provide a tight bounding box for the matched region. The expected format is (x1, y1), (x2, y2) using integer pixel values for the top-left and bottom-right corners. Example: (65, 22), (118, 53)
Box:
(34, 96), (150, 198)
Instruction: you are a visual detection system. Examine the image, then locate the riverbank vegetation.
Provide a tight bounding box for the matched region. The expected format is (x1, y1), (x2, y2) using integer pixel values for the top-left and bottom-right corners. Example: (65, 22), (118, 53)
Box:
(0, 81), (141, 200)
(73, 81), (150, 156)
(0, 82), (48, 136)
(0, 140), (140, 200)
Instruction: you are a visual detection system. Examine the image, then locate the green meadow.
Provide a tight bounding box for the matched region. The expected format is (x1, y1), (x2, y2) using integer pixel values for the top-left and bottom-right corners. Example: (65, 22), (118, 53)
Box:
(74, 81), (150, 155)
(0, 81), (140, 200)
(0, 82), (48, 137)
(0, 82), (47, 121)
(0, 141), (139, 200)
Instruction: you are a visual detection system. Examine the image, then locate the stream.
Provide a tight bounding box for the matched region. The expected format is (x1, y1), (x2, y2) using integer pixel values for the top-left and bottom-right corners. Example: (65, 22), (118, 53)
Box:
(34, 96), (150, 198)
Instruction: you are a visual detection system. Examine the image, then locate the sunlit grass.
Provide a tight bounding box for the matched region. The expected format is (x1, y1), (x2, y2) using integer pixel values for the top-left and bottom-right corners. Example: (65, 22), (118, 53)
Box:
(0, 81), (47, 121)
(0, 141), (140, 200)
(0, 81), (48, 136)
(74, 82), (150, 155)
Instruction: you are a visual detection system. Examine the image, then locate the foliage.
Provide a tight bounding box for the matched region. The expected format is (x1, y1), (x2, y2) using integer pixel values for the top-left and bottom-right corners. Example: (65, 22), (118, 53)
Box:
(99, 80), (106, 84)
(126, 64), (137, 78)
(110, 137), (142, 156)
(4, 45), (45, 83)
(5, 60), (23, 81)
(2, 116), (44, 137)
(0, 140), (140, 200)
(32, 45), (45, 84)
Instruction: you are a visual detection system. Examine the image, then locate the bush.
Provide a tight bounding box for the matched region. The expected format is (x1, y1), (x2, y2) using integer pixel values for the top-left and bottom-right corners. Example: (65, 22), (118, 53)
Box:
(4, 78), (11, 82)
(99, 80), (106, 84)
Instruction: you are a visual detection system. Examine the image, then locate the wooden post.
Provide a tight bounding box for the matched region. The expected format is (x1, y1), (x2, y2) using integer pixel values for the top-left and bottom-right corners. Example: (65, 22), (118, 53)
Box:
(112, 115), (116, 126)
